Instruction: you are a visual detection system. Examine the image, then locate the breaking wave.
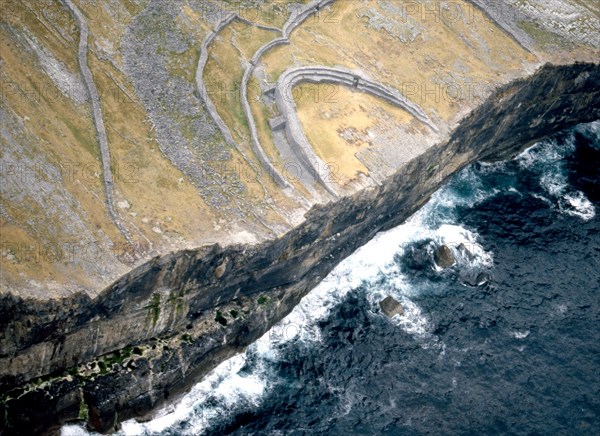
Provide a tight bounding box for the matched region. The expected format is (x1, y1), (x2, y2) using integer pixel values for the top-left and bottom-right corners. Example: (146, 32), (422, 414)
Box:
(62, 121), (599, 435)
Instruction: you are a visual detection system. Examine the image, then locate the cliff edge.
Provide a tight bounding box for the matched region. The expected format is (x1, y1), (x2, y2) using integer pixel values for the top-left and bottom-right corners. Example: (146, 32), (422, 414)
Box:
(1, 0), (599, 433)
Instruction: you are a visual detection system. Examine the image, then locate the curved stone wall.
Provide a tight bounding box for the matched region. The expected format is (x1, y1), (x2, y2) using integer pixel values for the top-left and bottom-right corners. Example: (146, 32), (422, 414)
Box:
(275, 66), (438, 195)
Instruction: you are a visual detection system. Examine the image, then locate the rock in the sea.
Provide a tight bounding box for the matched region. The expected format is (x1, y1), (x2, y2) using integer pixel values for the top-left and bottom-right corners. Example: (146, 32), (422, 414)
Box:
(461, 270), (492, 287)
(456, 243), (476, 261)
(379, 296), (404, 318)
(434, 244), (455, 268)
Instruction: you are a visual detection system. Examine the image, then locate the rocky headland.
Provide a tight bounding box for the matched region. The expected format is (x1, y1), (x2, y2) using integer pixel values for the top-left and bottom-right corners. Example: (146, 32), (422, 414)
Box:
(1, 0), (599, 434)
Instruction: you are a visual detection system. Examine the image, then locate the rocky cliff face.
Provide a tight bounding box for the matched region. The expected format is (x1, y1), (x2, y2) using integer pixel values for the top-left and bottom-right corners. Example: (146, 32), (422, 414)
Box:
(1, 62), (599, 434)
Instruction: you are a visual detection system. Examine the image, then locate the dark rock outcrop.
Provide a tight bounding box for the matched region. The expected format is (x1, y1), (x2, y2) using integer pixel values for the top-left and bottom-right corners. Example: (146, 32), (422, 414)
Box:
(460, 270), (493, 287)
(434, 245), (456, 268)
(379, 296), (405, 318)
(1, 62), (599, 434)
(456, 243), (476, 262)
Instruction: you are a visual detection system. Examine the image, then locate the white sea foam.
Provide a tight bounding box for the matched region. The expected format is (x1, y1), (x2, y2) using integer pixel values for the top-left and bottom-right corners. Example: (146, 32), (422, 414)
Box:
(576, 120), (600, 144)
(61, 425), (96, 436)
(139, 203), (493, 434)
(71, 121), (600, 435)
(515, 144), (539, 169)
(512, 331), (531, 339)
(516, 130), (577, 169)
(540, 171), (568, 196)
(436, 224), (493, 268)
(289, 186), (495, 346)
(532, 193), (553, 205)
(540, 172), (596, 222)
(561, 191), (596, 221)
(63, 352), (271, 436)
(62, 175), (497, 436)
(390, 297), (431, 338)
(516, 131), (597, 222)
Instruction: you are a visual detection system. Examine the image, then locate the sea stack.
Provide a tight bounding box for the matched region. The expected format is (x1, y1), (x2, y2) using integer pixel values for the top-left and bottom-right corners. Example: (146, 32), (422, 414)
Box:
(434, 244), (456, 269)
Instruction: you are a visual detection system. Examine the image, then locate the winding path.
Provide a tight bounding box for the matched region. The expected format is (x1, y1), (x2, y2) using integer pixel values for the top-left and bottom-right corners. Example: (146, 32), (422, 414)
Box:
(195, 12), (292, 190)
(62, 0), (131, 242)
(195, 12), (239, 152)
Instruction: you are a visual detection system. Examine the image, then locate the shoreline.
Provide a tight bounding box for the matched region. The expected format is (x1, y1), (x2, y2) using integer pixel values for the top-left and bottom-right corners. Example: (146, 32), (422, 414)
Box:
(1, 62), (599, 434)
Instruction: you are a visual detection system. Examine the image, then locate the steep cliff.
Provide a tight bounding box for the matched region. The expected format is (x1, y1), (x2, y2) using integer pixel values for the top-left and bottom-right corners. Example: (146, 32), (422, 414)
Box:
(1, 62), (599, 434)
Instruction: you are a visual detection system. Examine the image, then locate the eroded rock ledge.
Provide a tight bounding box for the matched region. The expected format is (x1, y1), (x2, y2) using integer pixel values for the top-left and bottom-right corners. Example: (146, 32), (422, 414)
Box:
(1, 62), (599, 435)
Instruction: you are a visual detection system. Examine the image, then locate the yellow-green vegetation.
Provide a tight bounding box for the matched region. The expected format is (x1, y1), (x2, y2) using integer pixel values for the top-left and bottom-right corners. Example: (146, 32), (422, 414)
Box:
(87, 52), (219, 247)
(2, 0), (595, 299)
(509, 0), (598, 59)
(294, 83), (420, 185)
(78, 398), (89, 420)
(0, 0), (221, 296)
(147, 292), (161, 326)
(204, 21), (273, 144)
(517, 20), (570, 49)
(167, 44), (202, 84)
(180, 4), (213, 36)
(8, 0), (81, 72)
(0, 8), (118, 292)
(203, 19), (305, 215)
(215, 310), (228, 326)
(237, 0), (313, 28)
(75, 0), (142, 68)
(262, 0), (539, 124)
(248, 78), (281, 161)
(247, 78), (314, 199)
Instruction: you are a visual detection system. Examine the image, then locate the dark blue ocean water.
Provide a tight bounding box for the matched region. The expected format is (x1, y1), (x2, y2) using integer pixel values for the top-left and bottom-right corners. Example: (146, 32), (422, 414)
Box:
(63, 121), (600, 436)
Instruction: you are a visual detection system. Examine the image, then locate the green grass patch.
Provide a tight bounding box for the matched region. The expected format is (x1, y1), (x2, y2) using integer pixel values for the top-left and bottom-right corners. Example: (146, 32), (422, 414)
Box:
(63, 119), (100, 160)
(79, 399), (89, 421)
(147, 293), (161, 327)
